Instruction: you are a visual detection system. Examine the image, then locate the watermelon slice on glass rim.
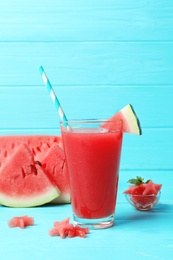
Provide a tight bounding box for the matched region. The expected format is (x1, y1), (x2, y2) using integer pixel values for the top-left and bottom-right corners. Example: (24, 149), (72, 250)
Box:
(102, 104), (142, 135)
(123, 177), (162, 210)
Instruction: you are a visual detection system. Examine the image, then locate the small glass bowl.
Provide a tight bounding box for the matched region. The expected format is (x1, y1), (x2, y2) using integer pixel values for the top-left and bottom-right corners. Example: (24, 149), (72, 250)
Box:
(125, 192), (161, 211)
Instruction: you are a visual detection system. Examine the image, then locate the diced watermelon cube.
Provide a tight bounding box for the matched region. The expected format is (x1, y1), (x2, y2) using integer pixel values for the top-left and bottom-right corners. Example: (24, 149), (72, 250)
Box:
(123, 184), (146, 195)
(124, 178), (162, 210)
(142, 180), (161, 195)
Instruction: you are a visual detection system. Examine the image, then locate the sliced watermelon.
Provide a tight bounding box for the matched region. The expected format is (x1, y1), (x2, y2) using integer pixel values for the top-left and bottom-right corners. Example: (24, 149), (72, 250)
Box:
(0, 135), (70, 205)
(0, 144), (60, 207)
(0, 135), (62, 170)
(42, 143), (70, 203)
(103, 104), (142, 135)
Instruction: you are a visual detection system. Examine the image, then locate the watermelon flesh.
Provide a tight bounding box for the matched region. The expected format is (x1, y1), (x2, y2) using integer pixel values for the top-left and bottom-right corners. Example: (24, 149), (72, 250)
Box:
(102, 104), (142, 135)
(123, 180), (162, 196)
(49, 217), (90, 238)
(0, 136), (70, 207)
(8, 215), (34, 228)
(123, 184), (146, 195)
(42, 143), (70, 203)
(0, 135), (62, 169)
(0, 144), (60, 207)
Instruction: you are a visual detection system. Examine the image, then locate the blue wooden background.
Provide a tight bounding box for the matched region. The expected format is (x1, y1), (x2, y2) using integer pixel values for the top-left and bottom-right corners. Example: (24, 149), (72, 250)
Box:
(0, 0), (173, 195)
(0, 1), (173, 259)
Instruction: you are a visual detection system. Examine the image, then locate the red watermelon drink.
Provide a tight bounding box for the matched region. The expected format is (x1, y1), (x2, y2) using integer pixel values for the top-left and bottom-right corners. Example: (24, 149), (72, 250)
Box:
(61, 119), (123, 229)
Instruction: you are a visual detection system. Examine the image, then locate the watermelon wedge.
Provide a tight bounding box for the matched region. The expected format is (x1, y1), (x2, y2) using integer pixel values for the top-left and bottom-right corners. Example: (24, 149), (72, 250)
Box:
(0, 144), (60, 207)
(102, 104), (142, 135)
(42, 143), (70, 203)
(0, 135), (62, 170)
(0, 135), (70, 206)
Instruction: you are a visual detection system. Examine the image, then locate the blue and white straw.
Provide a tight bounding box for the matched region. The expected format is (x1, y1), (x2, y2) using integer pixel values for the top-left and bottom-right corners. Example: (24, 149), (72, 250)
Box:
(39, 66), (70, 129)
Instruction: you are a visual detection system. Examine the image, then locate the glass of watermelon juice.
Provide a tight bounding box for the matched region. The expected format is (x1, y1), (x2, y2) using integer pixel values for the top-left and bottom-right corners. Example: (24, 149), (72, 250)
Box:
(61, 119), (123, 229)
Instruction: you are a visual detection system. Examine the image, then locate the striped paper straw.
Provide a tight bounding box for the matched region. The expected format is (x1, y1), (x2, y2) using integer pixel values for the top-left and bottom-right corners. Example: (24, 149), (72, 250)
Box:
(39, 66), (70, 130)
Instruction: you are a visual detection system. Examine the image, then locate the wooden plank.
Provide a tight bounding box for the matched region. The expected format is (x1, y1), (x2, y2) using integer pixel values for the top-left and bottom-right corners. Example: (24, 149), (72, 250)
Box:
(0, 198), (173, 260)
(121, 129), (173, 170)
(0, 0), (173, 41)
(0, 85), (172, 169)
(0, 86), (172, 128)
(0, 42), (173, 85)
(1, 200), (173, 260)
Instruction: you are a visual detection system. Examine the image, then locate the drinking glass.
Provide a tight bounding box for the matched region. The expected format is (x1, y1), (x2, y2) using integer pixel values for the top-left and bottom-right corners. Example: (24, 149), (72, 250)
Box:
(60, 119), (123, 229)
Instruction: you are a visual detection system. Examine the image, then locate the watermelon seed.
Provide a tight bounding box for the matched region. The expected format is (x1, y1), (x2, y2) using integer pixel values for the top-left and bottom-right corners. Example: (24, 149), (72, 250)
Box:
(32, 148), (36, 156)
(36, 146), (41, 152)
(35, 161), (42, 167)
(21, 165), (38, 177)
(30, 164), (38, 175)
(21, 168), (25, 178)
(62, 160), (65, 170)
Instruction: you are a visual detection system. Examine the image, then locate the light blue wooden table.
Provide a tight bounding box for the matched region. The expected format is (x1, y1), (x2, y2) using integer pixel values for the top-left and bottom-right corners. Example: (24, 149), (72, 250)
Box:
(0, 1), (173, 259)
(1, 202), (172, 260)
(0, 171), (172, 260)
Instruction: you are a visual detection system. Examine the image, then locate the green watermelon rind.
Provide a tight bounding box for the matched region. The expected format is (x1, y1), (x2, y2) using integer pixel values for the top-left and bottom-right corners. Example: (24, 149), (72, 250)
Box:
(120, 104), (142, 135)
(0, 187), (60, 208)
(0, 142), (61, 208)
(51, 193), (70, 204)
(103, 104), (142, 135)
(106, 104), (142, 135)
